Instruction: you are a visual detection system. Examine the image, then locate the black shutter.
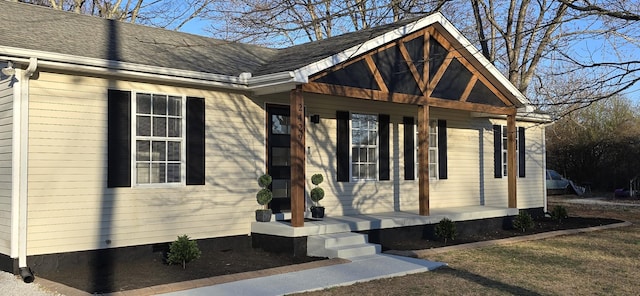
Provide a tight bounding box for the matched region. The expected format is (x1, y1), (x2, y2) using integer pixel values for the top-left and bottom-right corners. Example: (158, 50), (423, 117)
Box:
(107, 89), (131, 188)
(493, 125), (502, 178)
(186, 97), (206, 185)
(336, 111), (350, 182)
(378, 114), (390, 181)
(518, 127), (526, 178)
(438, 120), (448, 179)
(403, 117), (415, 180)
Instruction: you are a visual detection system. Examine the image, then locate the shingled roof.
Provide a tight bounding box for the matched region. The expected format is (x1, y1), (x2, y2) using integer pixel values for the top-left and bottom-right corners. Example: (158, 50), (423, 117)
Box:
(0, 1), (429, 78)
(0, 1), (279, 76)
(253, 17), (421, 76)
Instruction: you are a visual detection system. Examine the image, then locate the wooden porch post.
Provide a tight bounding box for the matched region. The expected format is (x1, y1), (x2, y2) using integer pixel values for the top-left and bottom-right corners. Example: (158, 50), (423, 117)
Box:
(507, 113), (517, 208)
(290, 87), (305, 227)
(418, 105), (430, 216)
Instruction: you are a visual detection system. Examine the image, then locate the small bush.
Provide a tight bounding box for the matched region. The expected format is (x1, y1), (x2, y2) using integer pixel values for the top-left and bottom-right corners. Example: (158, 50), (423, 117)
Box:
(435, 217), (457, 244)
(310, 187), (325, 204)
(256, 188), (273, 206)
(311, 173), (324, 186)
(258, 174), (272, 188)
(167, 235), (201, 269)
(310, 173), (325, 208)
(256, 174), (273, 210)
(513, 211), (534, 232)
(550, 205), (569, 223)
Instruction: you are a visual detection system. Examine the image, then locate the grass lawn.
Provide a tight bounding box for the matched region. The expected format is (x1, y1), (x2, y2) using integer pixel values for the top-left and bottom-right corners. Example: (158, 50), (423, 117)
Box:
(298, 197), (640, 296)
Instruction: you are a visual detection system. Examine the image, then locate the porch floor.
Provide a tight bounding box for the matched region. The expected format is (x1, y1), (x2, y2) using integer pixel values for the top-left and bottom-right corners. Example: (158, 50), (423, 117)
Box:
(251, 205), (519, 237)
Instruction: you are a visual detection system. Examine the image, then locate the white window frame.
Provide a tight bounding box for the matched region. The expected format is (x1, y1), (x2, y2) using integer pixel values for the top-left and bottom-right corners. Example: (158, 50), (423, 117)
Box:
(350, 113), (378, 182)
(501, 125), (518, 177)
(415, 119), (438, 180)
(131, 91), (187, 187)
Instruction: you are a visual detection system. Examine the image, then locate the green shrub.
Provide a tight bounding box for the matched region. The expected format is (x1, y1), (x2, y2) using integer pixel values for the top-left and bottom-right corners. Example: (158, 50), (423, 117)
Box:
(311, 173), (324, 186)
(310, 174), (325, 208)
(256, 188), (273, 207)
(258, 174), (272, 188)
(513, 211), (534, 232)
(167, 235), (201, 269)
(550, 205), (568, 223)
(310, 187), (325, 204)
(435, 217), (457, 244)
(256, 174), (273, 209)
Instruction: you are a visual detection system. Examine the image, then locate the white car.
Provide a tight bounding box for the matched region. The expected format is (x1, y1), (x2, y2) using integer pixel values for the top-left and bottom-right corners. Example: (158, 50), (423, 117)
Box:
(546, 169), (569, 194)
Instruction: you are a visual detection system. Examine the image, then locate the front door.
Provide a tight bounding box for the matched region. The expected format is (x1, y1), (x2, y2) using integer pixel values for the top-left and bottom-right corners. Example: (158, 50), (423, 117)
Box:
(266, 105), (291, 213)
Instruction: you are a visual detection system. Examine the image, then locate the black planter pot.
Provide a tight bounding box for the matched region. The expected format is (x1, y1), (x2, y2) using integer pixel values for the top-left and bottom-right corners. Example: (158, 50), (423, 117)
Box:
(310, 206), (325, 219)
(255, 209), (272, 222)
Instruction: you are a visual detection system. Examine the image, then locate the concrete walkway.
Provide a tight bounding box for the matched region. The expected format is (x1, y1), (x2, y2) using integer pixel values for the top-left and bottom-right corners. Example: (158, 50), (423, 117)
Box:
(158, 254), (445, 296)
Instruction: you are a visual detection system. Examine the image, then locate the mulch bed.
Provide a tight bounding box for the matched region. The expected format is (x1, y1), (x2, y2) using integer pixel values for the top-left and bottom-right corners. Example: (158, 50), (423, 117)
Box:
(37, 216), (621, 294)
(383, 216), (622, 251)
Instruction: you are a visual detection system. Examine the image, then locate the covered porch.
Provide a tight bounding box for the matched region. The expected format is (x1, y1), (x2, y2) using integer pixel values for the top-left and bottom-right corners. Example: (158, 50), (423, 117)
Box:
(281, 17), (528, 228)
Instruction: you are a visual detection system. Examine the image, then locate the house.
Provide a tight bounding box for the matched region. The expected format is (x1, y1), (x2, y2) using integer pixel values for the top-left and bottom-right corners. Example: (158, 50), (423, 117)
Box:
(0, 1), (550, 281)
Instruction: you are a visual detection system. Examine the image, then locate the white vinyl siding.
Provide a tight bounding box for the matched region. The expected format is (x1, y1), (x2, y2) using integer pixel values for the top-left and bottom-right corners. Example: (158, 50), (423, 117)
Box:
(26, 72), (266, 255)
(0, 74), (13, 255)
(23, 71), (547, 256)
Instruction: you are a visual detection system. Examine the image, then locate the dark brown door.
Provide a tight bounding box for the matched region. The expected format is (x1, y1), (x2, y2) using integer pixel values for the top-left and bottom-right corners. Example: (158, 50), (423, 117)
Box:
(266, 105), (291, 213)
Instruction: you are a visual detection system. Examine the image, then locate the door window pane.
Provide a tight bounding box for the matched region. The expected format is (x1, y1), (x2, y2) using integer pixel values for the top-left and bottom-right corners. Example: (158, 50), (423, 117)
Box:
(272, 147), (290, 166)
(272, 115), (290, 134)
(272, 179), (290, 198)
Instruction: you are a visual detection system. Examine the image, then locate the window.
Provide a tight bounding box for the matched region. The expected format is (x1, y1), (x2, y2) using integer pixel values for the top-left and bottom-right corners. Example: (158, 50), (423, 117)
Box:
(415, 120), (438, 179)
(494, 125), (525, 178)
(134, 92), (185, 184)
(403, 117), (447, 181)
(501, 126), (515, 176)
(351, 113), (378, 181)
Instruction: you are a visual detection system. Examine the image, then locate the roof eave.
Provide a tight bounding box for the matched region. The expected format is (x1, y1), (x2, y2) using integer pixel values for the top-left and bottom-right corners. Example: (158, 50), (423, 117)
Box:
(0, 46), (248, 90)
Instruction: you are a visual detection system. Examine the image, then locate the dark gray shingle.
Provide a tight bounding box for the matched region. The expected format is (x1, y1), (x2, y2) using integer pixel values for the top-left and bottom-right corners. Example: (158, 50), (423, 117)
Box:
(0, 1), (278, 76)
(0, 1), (425, 78)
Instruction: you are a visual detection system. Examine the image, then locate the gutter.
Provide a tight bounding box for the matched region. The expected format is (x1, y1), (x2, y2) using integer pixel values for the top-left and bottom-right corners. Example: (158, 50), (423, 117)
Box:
(1, 46), (305, 96)
(470, 111), (553, 124)
(0, 46), (247, 90)
(8, 57), (37, 283)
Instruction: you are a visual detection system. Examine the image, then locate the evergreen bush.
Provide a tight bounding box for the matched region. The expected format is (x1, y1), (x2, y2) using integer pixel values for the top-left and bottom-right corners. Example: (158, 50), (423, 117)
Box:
(256, 174), (273, 209)
(513, 211), (534, 232)
(435, 217), (457, 244)
(167, 235), (201, 269)
(310, 173), (324, 208)
(550, 205), (569, 223)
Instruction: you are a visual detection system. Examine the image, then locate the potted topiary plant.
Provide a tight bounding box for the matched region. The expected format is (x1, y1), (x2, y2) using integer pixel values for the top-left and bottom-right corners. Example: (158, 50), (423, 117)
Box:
(309, 173), (325, 219)
(255, 174), (273, 222)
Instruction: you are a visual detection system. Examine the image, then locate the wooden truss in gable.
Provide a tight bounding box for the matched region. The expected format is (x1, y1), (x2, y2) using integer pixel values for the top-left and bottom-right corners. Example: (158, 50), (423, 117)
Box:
(301, 26), (517, 115)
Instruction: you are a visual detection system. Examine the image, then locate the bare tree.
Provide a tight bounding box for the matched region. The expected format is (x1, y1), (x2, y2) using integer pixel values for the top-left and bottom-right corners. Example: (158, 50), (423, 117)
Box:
(203, 0), (448, 46)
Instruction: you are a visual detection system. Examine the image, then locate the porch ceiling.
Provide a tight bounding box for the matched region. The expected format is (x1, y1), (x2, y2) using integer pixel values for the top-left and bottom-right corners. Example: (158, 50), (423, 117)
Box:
(251, 206), (519, 238)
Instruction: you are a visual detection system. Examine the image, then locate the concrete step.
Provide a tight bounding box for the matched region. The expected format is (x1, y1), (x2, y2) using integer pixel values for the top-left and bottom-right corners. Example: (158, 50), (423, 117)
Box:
(325, 243), (382, 259)
(307, 232), (381, 259)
